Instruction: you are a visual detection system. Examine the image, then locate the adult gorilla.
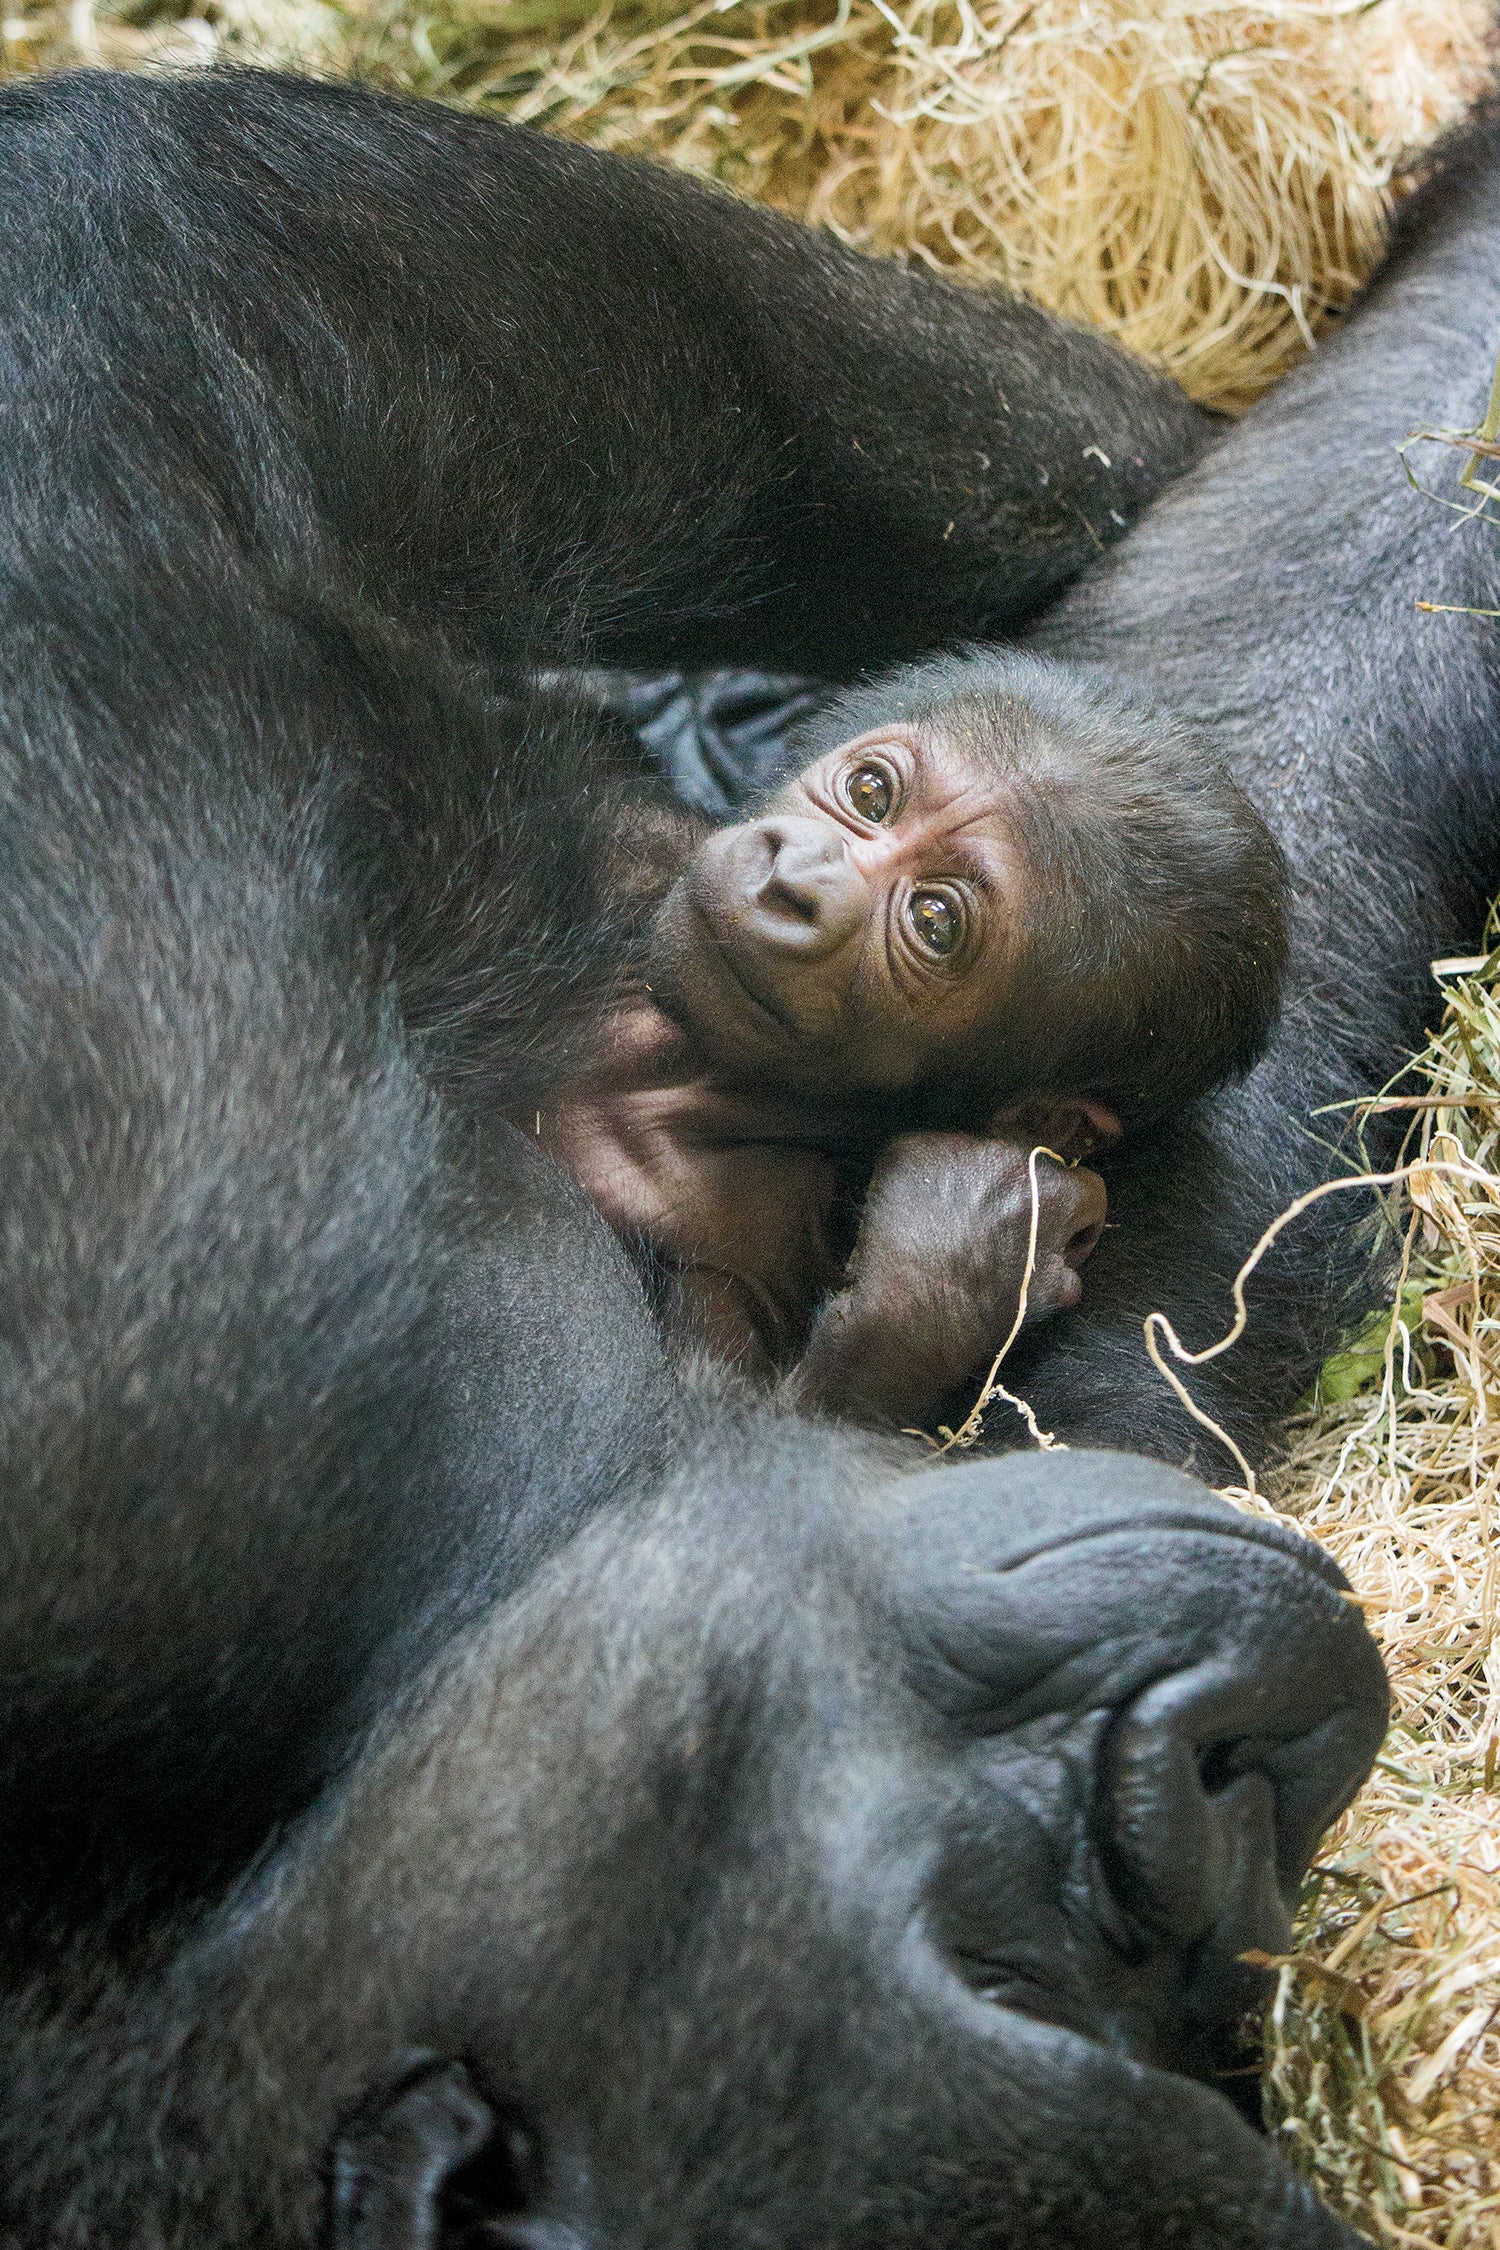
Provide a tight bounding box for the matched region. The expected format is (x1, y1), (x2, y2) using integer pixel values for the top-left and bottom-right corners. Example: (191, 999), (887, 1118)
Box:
(0, 61), (1452, 2250)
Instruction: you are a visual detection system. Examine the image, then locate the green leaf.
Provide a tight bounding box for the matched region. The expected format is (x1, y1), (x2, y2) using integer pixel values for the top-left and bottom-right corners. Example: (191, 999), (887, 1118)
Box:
(1309, 1281), (1429, 1405)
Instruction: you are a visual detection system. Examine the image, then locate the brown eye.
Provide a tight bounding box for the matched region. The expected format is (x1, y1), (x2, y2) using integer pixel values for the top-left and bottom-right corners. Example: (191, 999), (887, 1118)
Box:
(845, 764), (894, 822)
(909, 889), (960, 956)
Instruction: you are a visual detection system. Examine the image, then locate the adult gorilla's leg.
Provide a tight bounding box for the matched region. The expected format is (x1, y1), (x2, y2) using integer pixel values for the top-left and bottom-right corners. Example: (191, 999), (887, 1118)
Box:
(0, 70), (1211, 681)
(1008, 121), (1500, 1466)
(0, 1447), (1384, 2249)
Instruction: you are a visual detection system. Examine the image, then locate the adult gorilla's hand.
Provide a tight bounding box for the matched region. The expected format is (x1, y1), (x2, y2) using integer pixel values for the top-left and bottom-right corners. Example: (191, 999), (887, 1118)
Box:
(196, 1442), (1384, 2250)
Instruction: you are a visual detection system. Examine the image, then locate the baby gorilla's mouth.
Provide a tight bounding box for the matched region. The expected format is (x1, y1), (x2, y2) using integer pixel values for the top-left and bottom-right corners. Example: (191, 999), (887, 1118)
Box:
(667, 817), (876, 1054)
(661, 851), (822, 1053)
(706, 919), (803, 1037)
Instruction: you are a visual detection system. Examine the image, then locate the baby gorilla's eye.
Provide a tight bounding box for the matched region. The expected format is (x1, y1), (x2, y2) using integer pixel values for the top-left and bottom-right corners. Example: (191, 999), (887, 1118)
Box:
(845, 764), (894, 822)
(908, 889), (961, 956)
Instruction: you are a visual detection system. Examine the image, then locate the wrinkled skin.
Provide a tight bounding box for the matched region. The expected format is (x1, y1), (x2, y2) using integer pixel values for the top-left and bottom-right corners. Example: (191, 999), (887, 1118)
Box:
(295, 1435), (1385, 2250)
(646, 681), (1283, 1108)
(4, 1237), (1384, 2250)
(646, 723), (1041, 1092)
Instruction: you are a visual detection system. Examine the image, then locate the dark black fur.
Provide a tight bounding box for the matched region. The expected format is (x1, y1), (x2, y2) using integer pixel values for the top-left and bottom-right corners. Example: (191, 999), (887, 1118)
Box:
(0, 62), (1208, 678)
(0, 64), (1397, 2250)
(0, 56), (1214, 1879)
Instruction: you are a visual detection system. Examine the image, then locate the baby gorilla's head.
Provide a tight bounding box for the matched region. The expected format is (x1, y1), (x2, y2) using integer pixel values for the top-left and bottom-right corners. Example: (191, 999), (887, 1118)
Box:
(645, 649), (1288, 1126)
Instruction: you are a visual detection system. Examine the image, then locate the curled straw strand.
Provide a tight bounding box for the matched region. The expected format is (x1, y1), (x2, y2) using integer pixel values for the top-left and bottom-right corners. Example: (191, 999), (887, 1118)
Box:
(1144, 1157), (1496, 1491)
(929, 1142), (1063, 1455)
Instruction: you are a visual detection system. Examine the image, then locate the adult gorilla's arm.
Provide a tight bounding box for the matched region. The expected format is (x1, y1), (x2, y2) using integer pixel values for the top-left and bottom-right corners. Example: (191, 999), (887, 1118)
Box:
(1013, 124), (1500, 1466)
(0, 71), (1209, 679)
(0, 1444), (1383, 2250)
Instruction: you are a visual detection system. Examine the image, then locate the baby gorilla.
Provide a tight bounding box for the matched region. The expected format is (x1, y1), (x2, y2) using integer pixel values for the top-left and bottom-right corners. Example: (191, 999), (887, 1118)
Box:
(538, 650), (1287, 1425)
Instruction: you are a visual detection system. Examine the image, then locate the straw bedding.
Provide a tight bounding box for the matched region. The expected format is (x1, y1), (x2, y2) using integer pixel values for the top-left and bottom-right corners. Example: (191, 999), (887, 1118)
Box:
(3, 0), (1500, 2237)
(1214, 958), (1500, 2246)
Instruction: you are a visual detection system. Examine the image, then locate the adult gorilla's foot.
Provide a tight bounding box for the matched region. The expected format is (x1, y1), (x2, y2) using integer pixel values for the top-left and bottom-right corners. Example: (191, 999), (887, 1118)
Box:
(184, 1436), (1384, 2250)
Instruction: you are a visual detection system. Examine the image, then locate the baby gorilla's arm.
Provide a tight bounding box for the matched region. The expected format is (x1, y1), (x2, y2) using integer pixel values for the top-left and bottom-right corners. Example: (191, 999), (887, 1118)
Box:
(785, 1134), (1106, 1428)
(535, 1006), (1106, 1419)
(658, 1141), (845, 1371)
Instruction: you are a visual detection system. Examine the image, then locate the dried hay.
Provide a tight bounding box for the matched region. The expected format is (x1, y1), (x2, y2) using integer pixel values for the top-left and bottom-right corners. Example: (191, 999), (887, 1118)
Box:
(918, 943), (1500, 2239)
(0, 0), (1491, 408)
(1197, 953), (1500, 2247)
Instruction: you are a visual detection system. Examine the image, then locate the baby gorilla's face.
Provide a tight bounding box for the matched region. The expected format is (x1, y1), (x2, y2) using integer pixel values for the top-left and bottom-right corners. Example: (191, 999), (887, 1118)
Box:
(647, 727), (1024, 1093)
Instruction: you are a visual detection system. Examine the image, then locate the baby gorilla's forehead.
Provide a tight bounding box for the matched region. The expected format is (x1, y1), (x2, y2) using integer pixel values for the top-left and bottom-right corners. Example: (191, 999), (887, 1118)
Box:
(897, 724), (1034, 836)
(779, 644), (1101, 785)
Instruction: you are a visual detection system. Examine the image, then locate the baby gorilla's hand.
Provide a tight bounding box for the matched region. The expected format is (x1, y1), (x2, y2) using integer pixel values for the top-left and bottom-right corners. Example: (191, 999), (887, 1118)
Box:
(787, 1134), (1105, 1428)
(861, 1130), (1105, 1319)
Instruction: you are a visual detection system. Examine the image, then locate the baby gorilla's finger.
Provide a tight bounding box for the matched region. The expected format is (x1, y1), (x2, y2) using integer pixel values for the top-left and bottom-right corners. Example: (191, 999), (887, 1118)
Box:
(787, 1134), (1107, 1424)
(1022, 1154), (1107, 1321)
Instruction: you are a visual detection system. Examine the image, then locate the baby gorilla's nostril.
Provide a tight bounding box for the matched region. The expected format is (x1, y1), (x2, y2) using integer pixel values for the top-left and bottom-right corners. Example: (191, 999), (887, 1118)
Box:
(742, 817), (868, 955)
(766, 874), (821, 925)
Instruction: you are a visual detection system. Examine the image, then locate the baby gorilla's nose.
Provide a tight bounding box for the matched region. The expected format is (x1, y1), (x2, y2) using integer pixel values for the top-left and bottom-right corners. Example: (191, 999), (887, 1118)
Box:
(745, 816), (868, 955)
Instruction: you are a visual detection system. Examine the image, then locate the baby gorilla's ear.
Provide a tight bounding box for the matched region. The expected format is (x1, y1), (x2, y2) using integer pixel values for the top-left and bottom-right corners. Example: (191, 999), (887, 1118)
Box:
(985, 1095), (1121, 1162)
